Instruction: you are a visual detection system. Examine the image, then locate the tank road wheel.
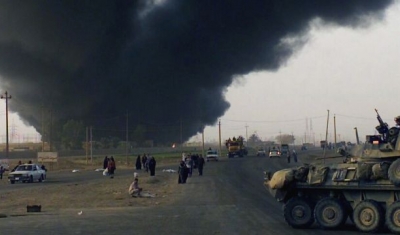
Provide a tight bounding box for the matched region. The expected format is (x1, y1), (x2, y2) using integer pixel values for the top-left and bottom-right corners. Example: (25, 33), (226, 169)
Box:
(386, 201), (400, 233)
(353, 200), (384, 233)
(388, 159), (400, 186)
(283, 197), (315, 228)
(314, 198), (347, 229)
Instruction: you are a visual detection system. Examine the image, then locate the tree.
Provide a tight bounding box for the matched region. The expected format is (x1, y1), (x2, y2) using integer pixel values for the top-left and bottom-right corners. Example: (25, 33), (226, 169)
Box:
(61, 119), (85, 150)
(248, 133), (262, 145)
(275, 134), (295, 144)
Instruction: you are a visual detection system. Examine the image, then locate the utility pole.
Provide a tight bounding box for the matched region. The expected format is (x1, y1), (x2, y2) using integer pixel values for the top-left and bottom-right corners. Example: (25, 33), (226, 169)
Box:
(201, 129), (205, 157)
(126, 111), (129, 165)
(245, 124), (248, 142)
(41, 105), (45, 151)
(1, 91), (11, 159)
(86, 127), (89, 165)
(334, 114), (337, 149)
(49, 107), (53, 152)
(218, 120), (222, 156)
(180, 117), (183, 148)
(90, 126), (93, 164)
(323, 110), (330, 163)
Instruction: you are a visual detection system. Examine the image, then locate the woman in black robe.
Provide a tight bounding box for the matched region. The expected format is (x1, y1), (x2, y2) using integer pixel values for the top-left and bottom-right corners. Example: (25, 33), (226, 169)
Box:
(135, 155), (142, 170)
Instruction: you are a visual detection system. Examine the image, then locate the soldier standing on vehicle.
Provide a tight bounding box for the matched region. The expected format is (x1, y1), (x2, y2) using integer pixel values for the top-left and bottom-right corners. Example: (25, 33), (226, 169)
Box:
(395, 116), (400, 128)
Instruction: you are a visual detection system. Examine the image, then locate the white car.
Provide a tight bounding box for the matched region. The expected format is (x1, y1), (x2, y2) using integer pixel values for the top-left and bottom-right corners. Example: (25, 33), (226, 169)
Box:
(8, 164), (46, 184)
(206, 150), (219, 162)
(269, 149), (281, 158)
(257, 149), (266, 156)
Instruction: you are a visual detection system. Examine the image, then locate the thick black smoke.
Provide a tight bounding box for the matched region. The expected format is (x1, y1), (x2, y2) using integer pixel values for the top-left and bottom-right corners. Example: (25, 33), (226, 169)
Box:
(0, 0), (394, 144)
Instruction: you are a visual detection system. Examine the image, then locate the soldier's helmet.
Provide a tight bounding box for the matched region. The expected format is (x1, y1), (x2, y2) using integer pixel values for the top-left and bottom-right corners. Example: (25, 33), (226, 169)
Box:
(395, 116), (400, 123)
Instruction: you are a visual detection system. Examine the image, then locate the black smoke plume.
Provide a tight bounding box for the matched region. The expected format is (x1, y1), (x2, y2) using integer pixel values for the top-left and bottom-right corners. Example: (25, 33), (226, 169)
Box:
(0, 0), (394, 145)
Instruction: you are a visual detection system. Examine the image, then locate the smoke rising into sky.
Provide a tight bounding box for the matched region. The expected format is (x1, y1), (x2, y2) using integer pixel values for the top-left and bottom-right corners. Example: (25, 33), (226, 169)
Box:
(0, 0), (394, 143)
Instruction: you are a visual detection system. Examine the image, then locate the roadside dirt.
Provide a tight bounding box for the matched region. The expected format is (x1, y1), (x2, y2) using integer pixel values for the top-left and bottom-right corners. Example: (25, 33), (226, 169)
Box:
(0, 157), (183, 215)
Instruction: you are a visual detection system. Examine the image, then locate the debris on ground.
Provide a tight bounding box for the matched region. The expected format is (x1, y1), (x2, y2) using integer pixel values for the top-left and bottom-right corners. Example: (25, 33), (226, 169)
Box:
(162, 169), (176, 173)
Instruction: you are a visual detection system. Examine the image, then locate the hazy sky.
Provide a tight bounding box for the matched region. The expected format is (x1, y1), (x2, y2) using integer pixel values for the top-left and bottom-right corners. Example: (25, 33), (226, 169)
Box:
(1, 1), (399, 145)
(198, 1), (400, 144)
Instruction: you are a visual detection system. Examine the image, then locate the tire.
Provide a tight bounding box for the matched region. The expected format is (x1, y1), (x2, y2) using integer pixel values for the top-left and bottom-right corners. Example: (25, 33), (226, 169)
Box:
(38, 175), (44, 182)
(314, 198), (347, 229)
(388, 159), (400, 186)
(353, 200), (384, 233)
(386, 201), (400, 233)
(10, 180), (15, 184)
(29, 175), (34, 183)
(284, 197), (315, 229)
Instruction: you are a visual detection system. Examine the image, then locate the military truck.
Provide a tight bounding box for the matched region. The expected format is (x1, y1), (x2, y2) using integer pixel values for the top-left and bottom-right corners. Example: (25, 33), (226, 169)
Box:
(264, 109), (400, 233)
(225, 136), (248, 158)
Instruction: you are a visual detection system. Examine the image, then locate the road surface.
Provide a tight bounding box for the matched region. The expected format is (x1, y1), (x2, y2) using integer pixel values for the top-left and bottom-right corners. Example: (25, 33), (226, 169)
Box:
(0, 149), (392, 234)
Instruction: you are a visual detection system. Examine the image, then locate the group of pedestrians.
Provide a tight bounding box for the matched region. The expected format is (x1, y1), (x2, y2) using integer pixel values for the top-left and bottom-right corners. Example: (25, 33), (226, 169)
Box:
(178, 153), (205, 184)
(287, 149), (298, 163)
(135, 154), (157, 176)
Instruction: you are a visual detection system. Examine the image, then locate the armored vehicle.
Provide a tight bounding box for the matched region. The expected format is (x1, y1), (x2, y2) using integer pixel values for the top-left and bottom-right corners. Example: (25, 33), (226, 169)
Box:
(264, 110), (400, 233)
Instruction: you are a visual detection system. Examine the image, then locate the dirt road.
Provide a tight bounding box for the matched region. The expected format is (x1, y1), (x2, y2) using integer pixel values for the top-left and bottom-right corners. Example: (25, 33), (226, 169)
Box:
(0, 150), (390, 235)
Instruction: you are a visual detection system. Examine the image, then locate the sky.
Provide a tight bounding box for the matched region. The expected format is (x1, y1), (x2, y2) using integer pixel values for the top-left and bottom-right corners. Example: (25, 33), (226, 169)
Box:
(197, 1), (400, 145)
(0, 1), (399, 145)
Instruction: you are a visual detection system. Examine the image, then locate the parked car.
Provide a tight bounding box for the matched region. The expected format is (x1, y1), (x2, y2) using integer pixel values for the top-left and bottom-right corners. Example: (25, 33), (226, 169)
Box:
(269, 149), (281, 158)
(8, 164), (46, 184)
(206, 150), (219, 162)
(257, 149), (266, 157)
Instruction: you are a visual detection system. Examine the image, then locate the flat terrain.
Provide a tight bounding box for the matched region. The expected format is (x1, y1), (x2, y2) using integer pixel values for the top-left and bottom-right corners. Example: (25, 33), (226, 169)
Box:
(0, 157), (181, 214)
(0, 150), (393, 235)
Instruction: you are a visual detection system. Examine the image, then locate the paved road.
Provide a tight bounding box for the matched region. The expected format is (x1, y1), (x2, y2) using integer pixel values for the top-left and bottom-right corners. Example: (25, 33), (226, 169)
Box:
(0, 150), (392, 234)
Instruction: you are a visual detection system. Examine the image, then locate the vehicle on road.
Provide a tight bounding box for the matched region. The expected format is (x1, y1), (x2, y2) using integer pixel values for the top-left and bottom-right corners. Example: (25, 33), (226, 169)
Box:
(257, 148), (266, 157)
(264, 109), (400, 233)
(225, 136), (248, 158)
(206, 149), (219, 162)
(280, 144), (289, 157)
(268, 149), (281, 158)
(8, 164), (46, 184)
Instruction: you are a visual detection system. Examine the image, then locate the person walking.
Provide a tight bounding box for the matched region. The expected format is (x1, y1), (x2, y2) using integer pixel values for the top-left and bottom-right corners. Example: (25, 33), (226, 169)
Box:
(197, 154), (205, 176)
(142, 154), (148, 172)
(186, 157), (193, 177)
(148, 156), (156, 176)
(287, 152), (291, 163)
(107, 156), (116, 178)
(135, 155), (142, 170)
(178, 161), (188, 184)
(292, 149), (298, 163)
(0, 165), (4, 180)
(103, 156), (109, 169)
